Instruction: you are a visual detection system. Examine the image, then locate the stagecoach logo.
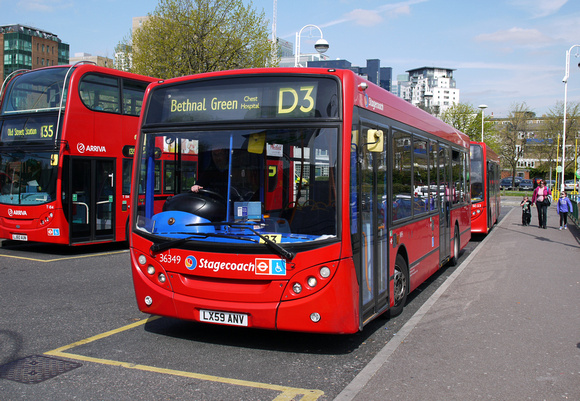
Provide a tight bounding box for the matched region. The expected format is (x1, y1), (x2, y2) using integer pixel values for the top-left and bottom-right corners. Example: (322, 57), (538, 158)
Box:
(77, 143), (107, 153)
(185, 255), (197, 270)
(7, 209), (27, 216)
(366, 96), (384, 112)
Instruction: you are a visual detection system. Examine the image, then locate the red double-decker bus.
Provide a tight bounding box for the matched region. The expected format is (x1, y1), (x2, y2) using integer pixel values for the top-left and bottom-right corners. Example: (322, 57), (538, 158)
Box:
(0, 63), (156, 245)
(130, 68), (471, 334)
(470, 141), (500, 234)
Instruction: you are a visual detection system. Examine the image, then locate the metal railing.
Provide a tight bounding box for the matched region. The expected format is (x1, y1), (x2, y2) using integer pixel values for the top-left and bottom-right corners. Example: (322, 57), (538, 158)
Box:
(570, 194), (579, 225)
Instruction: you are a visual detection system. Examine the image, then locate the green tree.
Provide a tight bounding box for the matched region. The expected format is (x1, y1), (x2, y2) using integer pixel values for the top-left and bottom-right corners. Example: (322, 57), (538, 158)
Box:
(131, 0), (272, 79)
(499, 102), (531, 187)
(440, 102), (499, 152)
(441, 103), (493, 140)
(524, 101), (580, 179)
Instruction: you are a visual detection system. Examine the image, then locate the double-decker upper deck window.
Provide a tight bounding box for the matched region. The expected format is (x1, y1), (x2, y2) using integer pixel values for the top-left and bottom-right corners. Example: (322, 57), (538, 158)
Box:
(79, 74), (120, 113)
(1, 67), (68, 114)
(122, 79), (149, 116)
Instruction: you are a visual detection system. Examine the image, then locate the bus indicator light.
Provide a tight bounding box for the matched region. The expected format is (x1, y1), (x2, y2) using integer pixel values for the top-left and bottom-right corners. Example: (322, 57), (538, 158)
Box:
(292, 283), (302, 294)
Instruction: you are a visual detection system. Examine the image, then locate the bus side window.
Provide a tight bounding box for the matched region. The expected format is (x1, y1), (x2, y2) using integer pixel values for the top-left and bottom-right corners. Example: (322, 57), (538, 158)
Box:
(122, 79), (149, 116)
(79, 73), (120, 113)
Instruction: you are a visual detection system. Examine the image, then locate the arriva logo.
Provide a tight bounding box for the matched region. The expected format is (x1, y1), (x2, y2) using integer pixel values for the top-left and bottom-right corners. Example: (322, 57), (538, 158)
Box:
(7, 209), (27, 216)
(77, 143), (107, 153)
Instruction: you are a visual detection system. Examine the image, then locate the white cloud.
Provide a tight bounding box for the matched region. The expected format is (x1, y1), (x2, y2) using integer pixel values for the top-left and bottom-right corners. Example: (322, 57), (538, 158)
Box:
(509, 0), (569, 18)
(16, 0), (73, 12)
(343, 9), (384, 27)
(475, 27), (555, 48)
(322, 0), (428, 28)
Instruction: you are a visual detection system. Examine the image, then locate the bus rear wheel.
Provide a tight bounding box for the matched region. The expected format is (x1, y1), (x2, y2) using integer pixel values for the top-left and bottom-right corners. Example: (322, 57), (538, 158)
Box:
(389, 254), (409, 317)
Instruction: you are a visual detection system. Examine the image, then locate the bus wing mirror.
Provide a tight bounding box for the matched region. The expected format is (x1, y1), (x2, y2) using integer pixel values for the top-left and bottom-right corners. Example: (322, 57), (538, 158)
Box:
(248, 132), (266, 154)
(366, 129), (383, 152)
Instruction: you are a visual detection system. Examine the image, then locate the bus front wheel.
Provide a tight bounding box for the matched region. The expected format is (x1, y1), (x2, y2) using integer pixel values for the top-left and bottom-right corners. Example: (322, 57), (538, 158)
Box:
(389, 254), (409, 317)
(450, 225), (460, 266)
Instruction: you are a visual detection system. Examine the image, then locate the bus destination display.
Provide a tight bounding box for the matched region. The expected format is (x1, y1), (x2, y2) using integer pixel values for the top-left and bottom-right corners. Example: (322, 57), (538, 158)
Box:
(1, 116), (57, 142)
(146, 77), (339, 124)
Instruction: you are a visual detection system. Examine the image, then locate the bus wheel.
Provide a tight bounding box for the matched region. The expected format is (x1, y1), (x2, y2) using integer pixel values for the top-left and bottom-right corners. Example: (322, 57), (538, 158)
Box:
(450, 226), (460, 266)
(389, 254), (408, 317)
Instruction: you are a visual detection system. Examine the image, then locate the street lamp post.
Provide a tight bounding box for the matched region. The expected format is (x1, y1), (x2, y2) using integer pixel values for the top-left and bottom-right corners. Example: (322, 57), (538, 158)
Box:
(561, 44), (580, 192)
(479, 104), (488, 142)
(295, 24), (329, 67)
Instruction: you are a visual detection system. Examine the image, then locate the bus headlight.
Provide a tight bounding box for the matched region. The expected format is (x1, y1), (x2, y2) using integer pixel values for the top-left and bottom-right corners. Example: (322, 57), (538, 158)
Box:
(144, 296), (153, 306)
(138, 255), (147, 265)
(320, 266), (331, 278)
(310, 313), (321, 323)
(292, 283), (302, 294)
(147, 265), (155, 275)
(158, 273), (166, 283)
(307, 277), (318, 287)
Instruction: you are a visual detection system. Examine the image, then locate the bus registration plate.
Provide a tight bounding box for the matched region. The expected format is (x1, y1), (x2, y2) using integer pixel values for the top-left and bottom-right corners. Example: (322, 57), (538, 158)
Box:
(199, 309), (248, 327)
(12, 234), (28, 241)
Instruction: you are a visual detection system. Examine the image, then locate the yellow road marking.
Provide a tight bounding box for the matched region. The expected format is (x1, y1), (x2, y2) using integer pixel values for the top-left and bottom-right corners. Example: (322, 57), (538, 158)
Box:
(0, 249), (128, 263)
(45, 316), (324, 401)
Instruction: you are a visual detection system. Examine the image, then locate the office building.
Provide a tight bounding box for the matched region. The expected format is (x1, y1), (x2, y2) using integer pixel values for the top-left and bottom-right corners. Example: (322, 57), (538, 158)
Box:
(307, 58), (392, 92)
(69, 52), (113, 68)
(0, 24), (69, 81)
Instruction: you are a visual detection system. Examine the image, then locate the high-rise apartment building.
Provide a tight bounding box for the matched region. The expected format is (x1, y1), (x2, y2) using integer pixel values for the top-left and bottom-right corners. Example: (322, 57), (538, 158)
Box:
(400, 67), (459, 114)
(0, 24), (69, 82)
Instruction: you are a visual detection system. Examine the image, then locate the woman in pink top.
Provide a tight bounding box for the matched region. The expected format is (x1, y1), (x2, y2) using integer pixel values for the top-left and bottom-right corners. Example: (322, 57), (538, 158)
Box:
(531, 180), (552, 229)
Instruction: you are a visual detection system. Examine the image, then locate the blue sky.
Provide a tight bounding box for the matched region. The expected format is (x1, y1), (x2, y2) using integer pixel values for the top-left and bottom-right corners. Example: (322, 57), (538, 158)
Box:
(2, 0), (580, 117)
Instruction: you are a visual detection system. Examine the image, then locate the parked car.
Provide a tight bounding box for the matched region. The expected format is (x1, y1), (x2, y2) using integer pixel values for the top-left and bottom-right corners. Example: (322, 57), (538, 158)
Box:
(518, 179), (534, 191)
(564, 180), (578, 191)
(500, 177), (521, 190)
(545, 180), (556, 189)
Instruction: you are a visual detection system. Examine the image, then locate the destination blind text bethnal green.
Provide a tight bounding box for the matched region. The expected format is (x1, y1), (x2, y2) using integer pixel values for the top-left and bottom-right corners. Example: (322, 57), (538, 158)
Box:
(170, 96), (260, 113)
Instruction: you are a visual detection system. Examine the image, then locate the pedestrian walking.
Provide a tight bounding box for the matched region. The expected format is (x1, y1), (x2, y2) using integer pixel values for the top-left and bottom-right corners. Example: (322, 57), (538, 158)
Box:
(531, 180), (552, 229)
(556, 191), (573, 230)
(520, 196), (532, 226)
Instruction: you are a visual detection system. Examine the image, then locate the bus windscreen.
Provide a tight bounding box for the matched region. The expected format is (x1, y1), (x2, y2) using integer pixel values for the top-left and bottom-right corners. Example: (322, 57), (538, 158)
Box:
(470, 143), (484, 202)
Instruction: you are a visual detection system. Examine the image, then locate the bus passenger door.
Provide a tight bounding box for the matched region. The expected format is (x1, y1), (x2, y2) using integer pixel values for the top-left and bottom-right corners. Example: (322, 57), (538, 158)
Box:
(357, 125), (389, 323)
(69, 158), (115, 243)
(438, 145), (450, 263)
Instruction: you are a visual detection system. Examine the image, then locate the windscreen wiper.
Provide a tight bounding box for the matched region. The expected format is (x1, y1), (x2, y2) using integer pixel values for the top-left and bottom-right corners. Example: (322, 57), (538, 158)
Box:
(150, 232), (256, 254)
(183, 222), (295, 260)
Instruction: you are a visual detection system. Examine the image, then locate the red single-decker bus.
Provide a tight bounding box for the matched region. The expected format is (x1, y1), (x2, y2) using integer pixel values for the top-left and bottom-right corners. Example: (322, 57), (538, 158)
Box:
(130, 68), (471, 334)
